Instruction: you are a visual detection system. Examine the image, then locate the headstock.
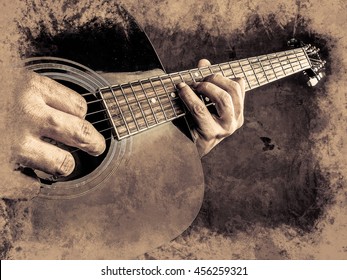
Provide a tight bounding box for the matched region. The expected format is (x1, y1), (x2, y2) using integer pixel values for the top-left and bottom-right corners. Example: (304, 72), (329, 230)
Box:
(288, 39), (326, 87)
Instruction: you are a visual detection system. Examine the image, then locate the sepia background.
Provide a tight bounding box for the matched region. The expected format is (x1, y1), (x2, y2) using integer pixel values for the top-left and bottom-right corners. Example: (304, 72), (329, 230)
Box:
(0, 0), (346, 259)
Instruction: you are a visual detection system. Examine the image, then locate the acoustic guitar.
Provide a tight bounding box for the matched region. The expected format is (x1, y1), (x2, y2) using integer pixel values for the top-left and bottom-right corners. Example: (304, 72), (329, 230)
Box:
(3, 41), (324, 259)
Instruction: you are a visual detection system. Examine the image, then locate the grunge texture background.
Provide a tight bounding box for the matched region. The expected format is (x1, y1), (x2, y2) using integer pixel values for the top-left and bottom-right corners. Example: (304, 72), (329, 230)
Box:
(0, 0), (346, 259)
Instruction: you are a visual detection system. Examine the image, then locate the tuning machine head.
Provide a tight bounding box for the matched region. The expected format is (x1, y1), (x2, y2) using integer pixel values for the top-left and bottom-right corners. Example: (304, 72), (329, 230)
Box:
(303, 43), (326, 87)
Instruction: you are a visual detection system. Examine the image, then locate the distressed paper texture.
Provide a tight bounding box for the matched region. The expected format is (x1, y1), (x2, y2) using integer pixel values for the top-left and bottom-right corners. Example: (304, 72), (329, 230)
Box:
(0, 0), (346, 259)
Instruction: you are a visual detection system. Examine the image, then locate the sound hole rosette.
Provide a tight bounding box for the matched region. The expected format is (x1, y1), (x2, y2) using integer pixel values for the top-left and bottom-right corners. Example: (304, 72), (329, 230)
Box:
(23, 57), (132, 199)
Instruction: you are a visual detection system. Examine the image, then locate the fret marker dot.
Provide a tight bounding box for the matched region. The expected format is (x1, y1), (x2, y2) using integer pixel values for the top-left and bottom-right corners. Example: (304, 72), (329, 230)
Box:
(171, 92), (176, 98)
(151, 98), (156, 104)
(194, 72), (199, 77)
(205, 97), (210, 102)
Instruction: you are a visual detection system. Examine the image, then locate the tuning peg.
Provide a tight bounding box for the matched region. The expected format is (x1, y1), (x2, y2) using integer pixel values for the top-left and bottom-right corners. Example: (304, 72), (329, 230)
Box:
(307, 72), (325, 87)
(307, 77), (319, 87)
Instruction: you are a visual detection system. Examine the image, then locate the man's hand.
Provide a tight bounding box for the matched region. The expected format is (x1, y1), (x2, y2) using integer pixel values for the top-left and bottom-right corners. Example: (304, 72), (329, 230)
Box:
(178, 59), (245, 157)
(11, 72), (106, 176)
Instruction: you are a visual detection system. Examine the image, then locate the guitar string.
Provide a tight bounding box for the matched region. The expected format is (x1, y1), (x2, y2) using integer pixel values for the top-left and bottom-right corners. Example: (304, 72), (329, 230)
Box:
(86, 53), (309, 115)
(85, 57), (310, 136)
(67, 56), (311, 154)
(84, 55), (309, 127)
(86, 54), (309, 118)
(84, 61), (307, 134)
(82, 50), (308, 103)
(85, 55), (309, 128)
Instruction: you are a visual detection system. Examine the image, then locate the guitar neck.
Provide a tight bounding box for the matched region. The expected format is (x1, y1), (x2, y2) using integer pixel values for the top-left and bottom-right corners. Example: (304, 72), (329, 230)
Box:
(99, 47), (312, 139)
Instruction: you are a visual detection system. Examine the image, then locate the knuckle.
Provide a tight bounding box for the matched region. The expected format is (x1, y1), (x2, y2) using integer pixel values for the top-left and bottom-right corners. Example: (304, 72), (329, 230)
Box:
(205, 73), (221, 82)
(229, 79), (242, 93)
(46, 112), (59, 127)
(192, 103), (207, 117)
(79, 120), (92, 140)
(220, 121), (234, 135)
(76, 95), (88, 117)
(196, 81), (209, 92)
(15, 136), (33, 160)
(80, 97), (88, 116)
(218, 91), (232, 107)
(234, 77), (244, 85)
(26, 72), (42, 87)
(57, 153), (75, 176)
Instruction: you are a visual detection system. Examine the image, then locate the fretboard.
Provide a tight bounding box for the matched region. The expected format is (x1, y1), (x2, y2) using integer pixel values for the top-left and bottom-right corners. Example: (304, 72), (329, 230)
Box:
(98, 47), (311, 139)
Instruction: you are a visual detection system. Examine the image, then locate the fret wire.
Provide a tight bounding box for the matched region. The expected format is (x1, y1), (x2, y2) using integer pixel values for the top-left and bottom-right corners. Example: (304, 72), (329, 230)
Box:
(237, 60), (252, 89)
(138, 80), (159, 124)
(218, 64), (227, 76)
(168, 74), (187, 116)
(285, 51), (296, 73)
(168, 75), (186, 114)
(257, 56), (270, 83)
(266, 55), (278, 79)
(188, 70), (197, 83)
(148, 78), (168, 120)
(273, 52), (287, 77)
(107, 86), (130, 134)
(197, 68), (206, 81)
(168, 75), (179, 91)
(178, 72), (185, 83)
(227, 61), (237, 78)
(119, 85), (140, 131)
(187, 70), (205, 103)
(293, 50), (304, 69)
(159, 76), (178, 117)
(246, 57), (261, 86)
(129, 82), (149, 128)
(97, 88), (120, 139)
(207, 65), (214, 74)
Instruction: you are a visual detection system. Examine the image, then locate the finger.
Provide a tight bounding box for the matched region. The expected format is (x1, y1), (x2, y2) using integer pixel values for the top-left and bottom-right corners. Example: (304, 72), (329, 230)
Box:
(16, 136), (75, 176)
(40, 107), (106, 156)
(195, 80), (235, 126)
(201, 74), (244, 117)
(234, 77), (246, 100)
(197, 59), (211, 68)
(31, 73), (88, 118)
(177, 82), (219, 138)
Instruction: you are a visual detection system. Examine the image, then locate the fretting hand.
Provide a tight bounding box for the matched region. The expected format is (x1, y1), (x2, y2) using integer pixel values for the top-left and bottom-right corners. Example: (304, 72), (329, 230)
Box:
(178, 59), (245, 157)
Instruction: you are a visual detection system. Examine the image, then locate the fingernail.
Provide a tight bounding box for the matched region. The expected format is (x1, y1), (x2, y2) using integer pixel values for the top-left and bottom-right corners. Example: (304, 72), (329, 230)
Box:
(177, 82), (186, 90)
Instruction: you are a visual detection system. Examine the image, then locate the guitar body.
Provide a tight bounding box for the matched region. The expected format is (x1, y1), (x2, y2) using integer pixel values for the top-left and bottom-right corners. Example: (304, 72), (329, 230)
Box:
(9, 123), (204, 260)
(2, 8), (205, 259)
(4, 55), (205, 259)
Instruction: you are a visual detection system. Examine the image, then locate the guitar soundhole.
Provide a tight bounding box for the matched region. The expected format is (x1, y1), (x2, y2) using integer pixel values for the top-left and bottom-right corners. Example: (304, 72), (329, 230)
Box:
(39, 80), (112, 184)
